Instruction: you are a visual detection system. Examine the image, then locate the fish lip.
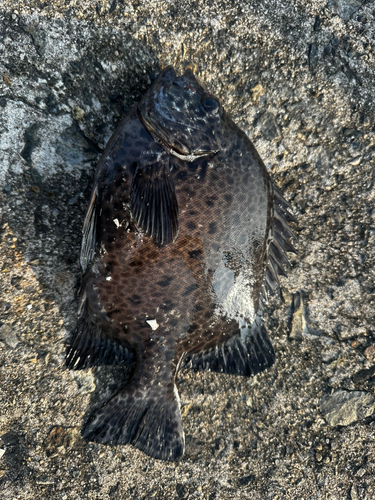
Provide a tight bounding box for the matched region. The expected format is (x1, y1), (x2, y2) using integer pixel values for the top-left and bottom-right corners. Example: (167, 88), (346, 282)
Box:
(193, 145), (219, 155)
(191, 148), (219, 158)
(137, 107), (218, 159)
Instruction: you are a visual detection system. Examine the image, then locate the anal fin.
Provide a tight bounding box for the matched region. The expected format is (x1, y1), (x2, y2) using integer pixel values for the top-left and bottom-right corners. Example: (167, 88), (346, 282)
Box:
(82, 381), (184, 462)
(184, 317), (275, 377)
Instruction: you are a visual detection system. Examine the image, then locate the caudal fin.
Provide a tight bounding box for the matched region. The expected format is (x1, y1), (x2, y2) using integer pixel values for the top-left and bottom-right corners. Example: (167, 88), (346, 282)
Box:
(82, 381), (184, 461)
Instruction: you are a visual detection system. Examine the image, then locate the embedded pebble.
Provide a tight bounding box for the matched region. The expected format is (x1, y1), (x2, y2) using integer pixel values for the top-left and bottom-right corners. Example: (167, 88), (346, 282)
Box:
(289, 291), (309, 340)
(321, 390), (375, 426)
(0, 324), (19, 348)
(44, 427), (80, 457)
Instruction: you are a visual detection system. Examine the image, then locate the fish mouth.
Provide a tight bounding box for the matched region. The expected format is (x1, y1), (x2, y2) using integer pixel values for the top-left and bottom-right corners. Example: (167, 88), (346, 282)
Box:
(137, 108), (219, 160)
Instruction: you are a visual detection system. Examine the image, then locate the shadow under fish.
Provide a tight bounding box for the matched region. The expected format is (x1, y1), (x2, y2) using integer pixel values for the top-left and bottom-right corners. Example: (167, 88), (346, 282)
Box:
(66, 66), (296, 461)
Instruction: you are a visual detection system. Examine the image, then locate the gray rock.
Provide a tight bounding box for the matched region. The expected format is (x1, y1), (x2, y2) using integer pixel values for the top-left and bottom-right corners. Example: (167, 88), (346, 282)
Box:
(328, 0), (363, 21)
(254, 112), (280, 141)
(0, 324), (19, 348)
(321, 390), (375, 426)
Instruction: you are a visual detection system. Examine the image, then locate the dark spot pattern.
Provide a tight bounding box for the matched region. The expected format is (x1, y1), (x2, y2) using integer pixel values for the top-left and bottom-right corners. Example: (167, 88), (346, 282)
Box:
(186, 221), (196, 231)
(182, 284), (199, 297)
(189, 249), (202, 259)
(157, 276), (174, 287)
(129, 294), (142, 305)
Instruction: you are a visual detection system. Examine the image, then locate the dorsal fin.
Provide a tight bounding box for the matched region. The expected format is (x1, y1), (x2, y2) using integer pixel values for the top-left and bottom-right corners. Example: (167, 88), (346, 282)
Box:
(80, 186), (98, 272)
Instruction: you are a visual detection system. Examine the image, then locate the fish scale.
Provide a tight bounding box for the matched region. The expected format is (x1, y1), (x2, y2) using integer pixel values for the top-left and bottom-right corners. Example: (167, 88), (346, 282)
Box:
(66, 65), (296, 461)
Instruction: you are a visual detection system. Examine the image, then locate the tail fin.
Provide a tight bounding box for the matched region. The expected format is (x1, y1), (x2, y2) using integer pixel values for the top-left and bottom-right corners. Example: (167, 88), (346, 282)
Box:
(82, 380), (184, 461)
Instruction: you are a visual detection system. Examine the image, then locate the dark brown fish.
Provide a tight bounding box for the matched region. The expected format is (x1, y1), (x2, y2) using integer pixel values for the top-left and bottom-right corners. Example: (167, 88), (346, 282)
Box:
(66, 66), (296, 461)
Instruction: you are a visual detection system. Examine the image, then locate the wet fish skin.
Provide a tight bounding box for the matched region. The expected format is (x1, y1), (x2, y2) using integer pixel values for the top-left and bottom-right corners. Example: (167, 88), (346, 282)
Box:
(66, 66), (296, 461)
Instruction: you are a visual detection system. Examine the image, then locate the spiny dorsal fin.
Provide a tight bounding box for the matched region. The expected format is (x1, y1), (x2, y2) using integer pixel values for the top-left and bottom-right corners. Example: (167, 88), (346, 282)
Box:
(131, 163), (179, 246)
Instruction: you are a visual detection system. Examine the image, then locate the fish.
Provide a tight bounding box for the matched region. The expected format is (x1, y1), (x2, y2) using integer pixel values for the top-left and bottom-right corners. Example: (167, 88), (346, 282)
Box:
(66, 66), (296, 461)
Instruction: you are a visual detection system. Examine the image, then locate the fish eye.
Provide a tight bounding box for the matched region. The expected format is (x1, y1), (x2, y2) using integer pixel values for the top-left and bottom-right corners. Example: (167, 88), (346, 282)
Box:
(203, 98), (219, 112)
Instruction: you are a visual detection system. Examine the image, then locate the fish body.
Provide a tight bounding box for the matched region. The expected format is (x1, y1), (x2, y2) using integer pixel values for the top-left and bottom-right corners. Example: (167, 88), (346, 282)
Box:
(66, 66), (296, 461)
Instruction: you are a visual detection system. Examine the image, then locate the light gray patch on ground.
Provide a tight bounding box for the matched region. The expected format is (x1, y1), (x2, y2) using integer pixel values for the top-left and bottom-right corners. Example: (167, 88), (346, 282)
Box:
(0, 1), (375, 499)
(321, 389), (375, 426)
(328, 0), (364, 21)
(0, 324), (19, 348)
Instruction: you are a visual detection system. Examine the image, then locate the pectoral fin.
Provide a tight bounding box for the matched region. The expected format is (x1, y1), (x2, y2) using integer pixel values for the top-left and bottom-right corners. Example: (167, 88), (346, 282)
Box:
(131, 163), (179, 246)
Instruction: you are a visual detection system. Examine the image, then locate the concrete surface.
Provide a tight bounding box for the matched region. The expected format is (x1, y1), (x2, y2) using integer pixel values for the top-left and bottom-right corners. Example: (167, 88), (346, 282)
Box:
(0, 0), (375, 498)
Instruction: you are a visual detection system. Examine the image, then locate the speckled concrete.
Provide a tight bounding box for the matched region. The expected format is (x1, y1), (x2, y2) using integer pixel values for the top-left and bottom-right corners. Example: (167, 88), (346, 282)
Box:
(1, 1), (375, 499)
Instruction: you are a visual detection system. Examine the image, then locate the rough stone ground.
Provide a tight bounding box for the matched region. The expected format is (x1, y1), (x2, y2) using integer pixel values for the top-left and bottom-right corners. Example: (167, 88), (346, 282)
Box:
(0, 0), (375, 498)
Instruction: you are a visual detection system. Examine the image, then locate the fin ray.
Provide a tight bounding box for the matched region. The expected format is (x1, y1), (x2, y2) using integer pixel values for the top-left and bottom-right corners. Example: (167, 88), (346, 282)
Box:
(80, 187), (98, 271)
(82, 382), (184, 461)
(273, 184), (293, 211)
(131, 163), (178, 246)
(274, 230), (297, 254)
(66, 301), (133, 369)
(262, 183), (297, 302)
(269, 240), (290, 268)
(273, 212), (295, 240)
(184, 317), (275, 377)
(269, 253), (287, 277)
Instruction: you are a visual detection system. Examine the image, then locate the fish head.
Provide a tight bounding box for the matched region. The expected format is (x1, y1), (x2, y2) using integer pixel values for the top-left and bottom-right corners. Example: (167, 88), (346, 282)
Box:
(138, 66), (222, 159)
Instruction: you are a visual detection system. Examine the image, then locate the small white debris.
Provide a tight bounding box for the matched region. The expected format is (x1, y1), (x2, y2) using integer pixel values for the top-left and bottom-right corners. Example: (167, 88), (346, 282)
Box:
(146, 319), (159, 331)
(106, 276), (112, 281)
(349, 156), (362, 166)
(0, 448), (5, 458)
(113, 218), (120, 228)
(26, 304), (33, 310)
